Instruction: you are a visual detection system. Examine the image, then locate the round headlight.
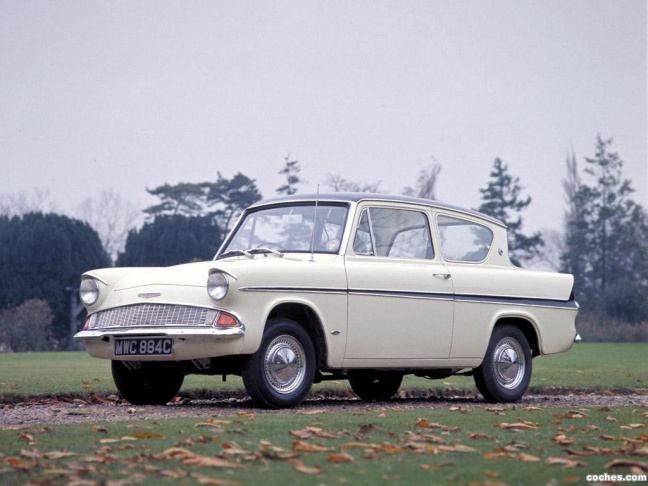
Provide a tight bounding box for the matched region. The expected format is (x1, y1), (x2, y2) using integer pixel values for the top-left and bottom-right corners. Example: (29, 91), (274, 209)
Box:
(207, 272), (229, 301)
(79, 278), (99, 306)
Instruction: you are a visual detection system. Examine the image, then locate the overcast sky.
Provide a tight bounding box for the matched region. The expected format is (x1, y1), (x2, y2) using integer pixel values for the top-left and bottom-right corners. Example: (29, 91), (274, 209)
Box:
(1, 1), (645, 235)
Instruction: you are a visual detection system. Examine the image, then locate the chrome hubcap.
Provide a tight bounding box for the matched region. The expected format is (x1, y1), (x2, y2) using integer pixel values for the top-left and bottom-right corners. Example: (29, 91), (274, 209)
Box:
(263, 335), (306, 394)
(493, 337), (525, 389)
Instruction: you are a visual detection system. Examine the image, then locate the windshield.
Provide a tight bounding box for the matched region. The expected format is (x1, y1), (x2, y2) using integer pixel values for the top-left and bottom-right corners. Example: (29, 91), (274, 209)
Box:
(219, 203), (349, 256)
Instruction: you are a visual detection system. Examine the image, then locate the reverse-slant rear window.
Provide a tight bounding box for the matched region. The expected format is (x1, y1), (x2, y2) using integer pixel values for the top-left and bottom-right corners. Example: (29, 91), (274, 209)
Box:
(437, 215), (493, 262)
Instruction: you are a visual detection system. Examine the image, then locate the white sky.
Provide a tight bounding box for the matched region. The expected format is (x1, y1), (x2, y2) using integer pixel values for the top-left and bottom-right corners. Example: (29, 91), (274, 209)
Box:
(1, 1), (646, 234)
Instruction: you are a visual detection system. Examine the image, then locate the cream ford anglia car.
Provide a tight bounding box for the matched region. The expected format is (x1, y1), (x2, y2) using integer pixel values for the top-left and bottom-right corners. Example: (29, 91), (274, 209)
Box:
(74, 194), (579, 408)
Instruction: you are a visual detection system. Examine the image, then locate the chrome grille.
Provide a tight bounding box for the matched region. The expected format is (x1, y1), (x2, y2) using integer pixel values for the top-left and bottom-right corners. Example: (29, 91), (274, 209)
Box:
(92, 304), (218, 329)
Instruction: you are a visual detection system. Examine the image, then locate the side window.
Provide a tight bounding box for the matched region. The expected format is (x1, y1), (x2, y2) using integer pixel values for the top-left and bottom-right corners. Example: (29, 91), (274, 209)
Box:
(437, 215), (493, 262)
(353, 207), (433, 259)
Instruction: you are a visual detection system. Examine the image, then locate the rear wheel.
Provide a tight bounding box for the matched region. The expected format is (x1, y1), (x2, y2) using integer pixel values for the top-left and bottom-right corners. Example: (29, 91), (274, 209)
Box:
(349, 372), (403, 401)
(111, 361), (184, 405)
(473, 325), (532, 402)
(242, 318), (315, 408)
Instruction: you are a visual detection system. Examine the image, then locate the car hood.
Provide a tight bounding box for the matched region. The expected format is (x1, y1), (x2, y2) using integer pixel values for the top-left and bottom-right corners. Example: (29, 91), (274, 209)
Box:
(113, 261), (230, 290)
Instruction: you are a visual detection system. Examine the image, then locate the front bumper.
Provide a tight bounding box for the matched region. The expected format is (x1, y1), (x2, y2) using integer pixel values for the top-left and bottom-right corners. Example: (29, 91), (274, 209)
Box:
(74, 326), (245, 361)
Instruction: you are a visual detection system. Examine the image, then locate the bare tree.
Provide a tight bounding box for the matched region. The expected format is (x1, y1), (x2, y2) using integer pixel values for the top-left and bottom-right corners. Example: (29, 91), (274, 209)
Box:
(0, 188), (57, 216)
(325, 174), (382, 193)
(76, 189), (141, 263)
(403, 161), (442, 200)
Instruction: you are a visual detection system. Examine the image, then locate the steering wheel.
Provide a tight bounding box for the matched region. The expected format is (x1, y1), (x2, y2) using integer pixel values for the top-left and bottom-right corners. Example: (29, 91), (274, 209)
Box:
(256, 241), (288, 251)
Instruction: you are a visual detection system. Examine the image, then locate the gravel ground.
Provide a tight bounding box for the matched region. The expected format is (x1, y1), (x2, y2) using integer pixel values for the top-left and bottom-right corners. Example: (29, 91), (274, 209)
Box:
(2, 393), (646, 427)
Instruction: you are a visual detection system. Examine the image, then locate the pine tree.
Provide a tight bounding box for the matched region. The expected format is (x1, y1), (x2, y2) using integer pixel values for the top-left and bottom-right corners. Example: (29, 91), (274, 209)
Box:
(277, 156), (305, 195)
(477, 158), (544, 266)
(561, 136), (648, 322)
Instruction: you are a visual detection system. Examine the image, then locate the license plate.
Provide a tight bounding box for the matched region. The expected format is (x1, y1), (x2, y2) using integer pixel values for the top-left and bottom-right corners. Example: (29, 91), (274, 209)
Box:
(114, 337), (173, 356)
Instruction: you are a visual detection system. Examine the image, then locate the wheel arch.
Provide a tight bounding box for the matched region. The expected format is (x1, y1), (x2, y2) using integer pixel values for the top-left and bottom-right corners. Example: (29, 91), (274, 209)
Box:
(491, 315), (541, 358)
(267, 302), (328, 369)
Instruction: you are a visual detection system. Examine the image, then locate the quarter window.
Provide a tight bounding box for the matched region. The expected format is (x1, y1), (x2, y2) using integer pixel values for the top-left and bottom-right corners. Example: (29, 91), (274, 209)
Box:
(437, 215), (493, 262)
(353, 208), (433, 259)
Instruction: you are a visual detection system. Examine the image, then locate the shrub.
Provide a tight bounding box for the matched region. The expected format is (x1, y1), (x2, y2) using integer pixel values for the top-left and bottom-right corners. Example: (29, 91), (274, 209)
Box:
(0, 299), (56, 352)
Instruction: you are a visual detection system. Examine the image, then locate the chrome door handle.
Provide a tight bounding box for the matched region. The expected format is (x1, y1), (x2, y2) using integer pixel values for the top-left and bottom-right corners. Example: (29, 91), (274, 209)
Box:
(433, 273), (451, 280)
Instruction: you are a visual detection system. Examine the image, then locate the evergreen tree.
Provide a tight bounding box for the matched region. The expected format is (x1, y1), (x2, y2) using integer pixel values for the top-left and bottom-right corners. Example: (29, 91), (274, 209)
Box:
(277, 156), (305, 195)
(477, 158), (544, 266)
(204, 172), (262, 231)
(561, 136), (648, 322)
(144, 182), (206, 218)
(117, 215), (221, 267)
(0, 213), (109, 345)
(144, 173), (262, 232)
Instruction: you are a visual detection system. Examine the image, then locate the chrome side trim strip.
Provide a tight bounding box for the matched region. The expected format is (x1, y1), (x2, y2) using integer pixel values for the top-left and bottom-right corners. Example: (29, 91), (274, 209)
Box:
(239, 286), (347, 295)
(238, 286), (577, 309)
(454, 294), (578, 310)
(349, 289), (454, 301)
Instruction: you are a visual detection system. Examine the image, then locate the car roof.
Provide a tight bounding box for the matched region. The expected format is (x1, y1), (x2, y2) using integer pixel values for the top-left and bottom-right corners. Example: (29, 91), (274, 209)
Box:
(249, 193), (506, 228)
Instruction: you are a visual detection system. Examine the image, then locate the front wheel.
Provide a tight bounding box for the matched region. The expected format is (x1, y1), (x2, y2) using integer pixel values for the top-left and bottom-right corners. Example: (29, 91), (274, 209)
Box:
(473, 325), (532, 402)
(111, 361), (184, 405)
(242, 318), (315, 408)
(349, 372), (403, 401)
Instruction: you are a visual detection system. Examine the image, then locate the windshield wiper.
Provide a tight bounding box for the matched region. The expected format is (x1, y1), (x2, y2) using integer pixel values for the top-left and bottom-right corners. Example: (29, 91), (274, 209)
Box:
(248, 247), (284, 258)
(217, 249), (253, 260)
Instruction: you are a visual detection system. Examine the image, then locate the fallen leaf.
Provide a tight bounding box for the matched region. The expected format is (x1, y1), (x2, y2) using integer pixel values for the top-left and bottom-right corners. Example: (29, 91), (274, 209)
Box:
(292, 440), (334, 453)
(43, 451), (76, 460)
(468, 432), (492, 440)
(485, 406), (508, 413)
(19, 433), (35, 443)
(327, 451), (354, 463)
(133, 431), (163, 439)
(293, 460), (323, 475)
(420, 462), (455, 470)
(162, 448), (244, 468)
(604, 458), (647, 472)
(545, 457), (587, 468)
(92, 426), (108, 433)
(341, 442), (375, 450)
(4, 457), (34, 470)
(296, 409), (326, 415)
(521, 406), (543, 412)
(190, 473), (241, 485)
(551, 433), (577, 446)
(448, 406), (469, 414)
(517, 452), (541, 462)
(495, 422), (538, 431)
(290, 429), (313, 440)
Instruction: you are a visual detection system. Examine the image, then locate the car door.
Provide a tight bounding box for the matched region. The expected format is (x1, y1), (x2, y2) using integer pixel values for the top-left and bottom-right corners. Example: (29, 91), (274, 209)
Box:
(343, 205), (454, 361)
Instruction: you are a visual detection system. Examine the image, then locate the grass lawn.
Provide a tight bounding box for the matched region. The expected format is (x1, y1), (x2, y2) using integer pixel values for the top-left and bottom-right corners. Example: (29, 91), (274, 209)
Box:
(0, 343), (646, 400)
(1, 406), (647, 485)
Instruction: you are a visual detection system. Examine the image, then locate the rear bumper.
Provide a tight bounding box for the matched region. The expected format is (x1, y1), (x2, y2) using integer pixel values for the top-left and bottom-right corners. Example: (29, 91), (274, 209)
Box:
(74, 326), (245, 361)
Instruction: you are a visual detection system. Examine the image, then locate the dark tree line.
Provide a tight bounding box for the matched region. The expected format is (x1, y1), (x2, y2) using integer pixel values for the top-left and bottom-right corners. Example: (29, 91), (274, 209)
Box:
(561, 136), (648, 325)
(0, 143), (645, 351)
(0, 213), (110, 348)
